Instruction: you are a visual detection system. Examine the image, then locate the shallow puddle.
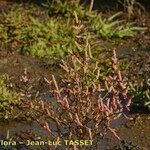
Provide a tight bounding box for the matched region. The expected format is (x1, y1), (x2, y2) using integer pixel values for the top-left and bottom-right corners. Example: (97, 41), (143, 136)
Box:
(0, 114), (149, 149)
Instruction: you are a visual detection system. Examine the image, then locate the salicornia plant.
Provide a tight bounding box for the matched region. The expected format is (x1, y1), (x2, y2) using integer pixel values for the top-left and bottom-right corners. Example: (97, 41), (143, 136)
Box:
(33, 46), (132, 149)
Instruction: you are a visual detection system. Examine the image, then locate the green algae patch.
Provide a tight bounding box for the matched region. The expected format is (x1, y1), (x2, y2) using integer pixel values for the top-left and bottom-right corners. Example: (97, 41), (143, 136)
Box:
(0, 75), (20, 119)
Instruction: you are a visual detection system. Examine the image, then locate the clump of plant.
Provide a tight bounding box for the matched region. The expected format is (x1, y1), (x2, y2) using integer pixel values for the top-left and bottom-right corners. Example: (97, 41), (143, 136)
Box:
(32, 45), (132, 148)
(129, 80), (150, 108)
(0, 8), (76, 58)
(90, 12), (146, 39)
(43, 0), (86, 18)
(0, 75), (19, 119)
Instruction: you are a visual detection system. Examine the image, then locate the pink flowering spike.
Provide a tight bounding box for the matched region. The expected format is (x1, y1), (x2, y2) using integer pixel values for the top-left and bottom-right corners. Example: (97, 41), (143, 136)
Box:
(75, 113), (83, 127)
(109, 127), (121, 140)
(126, 93), (132, 106)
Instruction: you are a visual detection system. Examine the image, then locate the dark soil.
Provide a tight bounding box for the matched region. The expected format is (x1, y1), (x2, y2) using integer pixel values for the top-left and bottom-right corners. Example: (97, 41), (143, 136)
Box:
(117, 115), (150, 149)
